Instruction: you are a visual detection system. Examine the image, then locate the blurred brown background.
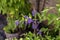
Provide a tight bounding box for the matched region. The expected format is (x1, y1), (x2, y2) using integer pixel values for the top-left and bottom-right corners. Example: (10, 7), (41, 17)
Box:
(29, 0), (60, 13)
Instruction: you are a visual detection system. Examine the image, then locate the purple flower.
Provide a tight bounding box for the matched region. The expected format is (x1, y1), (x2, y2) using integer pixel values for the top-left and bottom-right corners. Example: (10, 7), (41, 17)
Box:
(32, 20), (39, 29)
(15, 20), (19, 26)
(32, 10), (37, 16)
(32, 23), (38, 29)
(37, 31), (42, 35)
(0, 24), (4, 29)
(27, 18), (33, 24)
(24, 16), (33, 24)
(24, 16), (28, 19)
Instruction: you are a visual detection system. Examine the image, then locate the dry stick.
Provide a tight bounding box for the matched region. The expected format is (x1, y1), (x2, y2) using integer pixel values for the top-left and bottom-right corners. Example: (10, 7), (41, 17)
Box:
(39, 0), (46, 14)
(36, 0), (40, 12)
(41, 0), (46, 11)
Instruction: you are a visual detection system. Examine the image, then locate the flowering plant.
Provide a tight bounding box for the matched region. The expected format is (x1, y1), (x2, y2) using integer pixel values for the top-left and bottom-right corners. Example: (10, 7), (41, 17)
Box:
(0, 0), (60, 39)
(3, 4), (60, 39)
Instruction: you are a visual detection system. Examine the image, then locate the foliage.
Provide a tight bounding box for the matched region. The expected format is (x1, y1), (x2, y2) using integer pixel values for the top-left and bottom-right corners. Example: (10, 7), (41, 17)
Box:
(0, 0), (60, 40)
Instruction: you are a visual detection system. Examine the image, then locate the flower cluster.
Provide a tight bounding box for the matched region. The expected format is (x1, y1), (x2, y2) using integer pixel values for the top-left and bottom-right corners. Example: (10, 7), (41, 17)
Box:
(23, 10), (42, 35)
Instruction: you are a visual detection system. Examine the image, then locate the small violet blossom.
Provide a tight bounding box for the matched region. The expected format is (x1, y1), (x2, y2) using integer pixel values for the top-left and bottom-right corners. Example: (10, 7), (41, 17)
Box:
(32, 20), (39, 29)
(37, 31), (42, 35)
(24, 16), (28, 19)
(0, 24), (4, 29)
(24, 16), (33, 24)
(32, 23), (38, 29)
(27, 18), (33, 24)
(15, 20), (20, 26)
(32, 9), (37, 16)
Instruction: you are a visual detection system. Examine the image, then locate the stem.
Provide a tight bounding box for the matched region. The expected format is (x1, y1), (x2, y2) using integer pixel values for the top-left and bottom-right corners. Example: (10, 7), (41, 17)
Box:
(34, 29), (35, 33)
(34, 13), (36, 34)
(59, 29), (60, 36)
